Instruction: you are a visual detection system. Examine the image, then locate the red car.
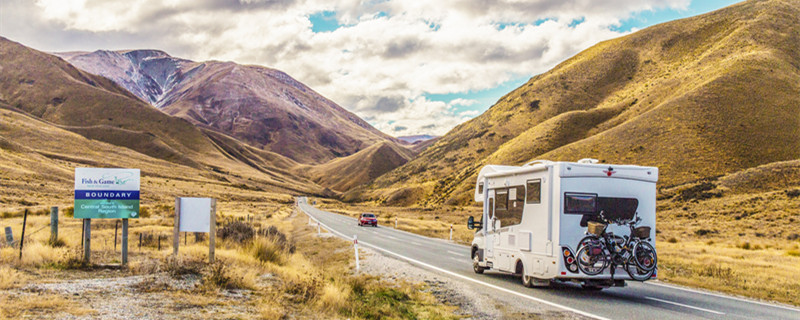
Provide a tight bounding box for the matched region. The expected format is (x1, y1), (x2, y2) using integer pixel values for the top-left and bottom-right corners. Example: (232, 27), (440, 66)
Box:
(358, 213), (378, 227)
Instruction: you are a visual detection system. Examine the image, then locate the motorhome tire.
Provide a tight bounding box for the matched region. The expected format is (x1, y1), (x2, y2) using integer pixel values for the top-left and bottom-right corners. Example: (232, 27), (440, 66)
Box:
(518, 261), (534, 288)
(473, 255), (486, 274)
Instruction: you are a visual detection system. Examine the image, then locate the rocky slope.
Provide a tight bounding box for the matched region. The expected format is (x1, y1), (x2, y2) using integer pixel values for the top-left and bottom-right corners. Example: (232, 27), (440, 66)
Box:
(0, 37), (320, 195)
(56, 50), (397, 164)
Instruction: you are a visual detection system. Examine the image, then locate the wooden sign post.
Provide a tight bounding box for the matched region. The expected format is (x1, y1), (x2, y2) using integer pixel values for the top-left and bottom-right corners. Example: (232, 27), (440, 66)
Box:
(174, 197), (216, 263)
(50, 206), (58, 245)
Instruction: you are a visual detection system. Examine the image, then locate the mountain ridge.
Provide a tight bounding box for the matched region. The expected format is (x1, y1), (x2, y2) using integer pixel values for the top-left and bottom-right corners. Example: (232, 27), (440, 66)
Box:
(56, 49), (398, 164)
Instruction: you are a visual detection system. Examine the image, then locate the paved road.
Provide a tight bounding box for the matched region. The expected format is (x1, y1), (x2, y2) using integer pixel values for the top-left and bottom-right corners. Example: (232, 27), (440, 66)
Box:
(297, 197), (800, 320)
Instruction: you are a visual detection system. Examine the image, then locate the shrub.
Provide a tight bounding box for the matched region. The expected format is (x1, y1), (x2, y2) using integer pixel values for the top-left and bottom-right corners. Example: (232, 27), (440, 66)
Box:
(258, 226), (295, 253)
(64, 207), (74, 218)
(218, 221), (255, 243)
(163, 256), (204, 278)
(249, 237), (287, 265)
(698, 264), (735, 280)
(694, 229), (718, 236)
(667, 237), (678, 243)
(738, 242), (751, 250)
(787, 249), (800, 257)
(138, 206), (151, 218)
(676, 182), (720, 202)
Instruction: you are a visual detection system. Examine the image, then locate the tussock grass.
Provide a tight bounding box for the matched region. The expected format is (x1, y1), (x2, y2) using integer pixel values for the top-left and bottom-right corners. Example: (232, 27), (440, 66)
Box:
(0, 294), (94, 318)
(0, 265), (29, 289)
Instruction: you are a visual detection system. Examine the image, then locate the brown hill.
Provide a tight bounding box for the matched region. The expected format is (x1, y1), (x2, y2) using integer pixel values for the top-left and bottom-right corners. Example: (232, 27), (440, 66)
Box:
(0, 37), (319, 195)
(351, 0), (800, 206)
(298, 141), (415, 192)
(56, 50), (396, 164)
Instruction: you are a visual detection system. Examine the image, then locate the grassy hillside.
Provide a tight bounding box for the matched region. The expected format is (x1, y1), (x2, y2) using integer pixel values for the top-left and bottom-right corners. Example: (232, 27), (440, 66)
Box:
(0, 37), (324, 195)
(298, 141), (414, 193)
(351, 0), (800, 206)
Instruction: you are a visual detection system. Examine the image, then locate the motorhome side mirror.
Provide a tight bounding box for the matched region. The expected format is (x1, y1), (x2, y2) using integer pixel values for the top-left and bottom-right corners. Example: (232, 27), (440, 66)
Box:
(467, 216), (475, 230)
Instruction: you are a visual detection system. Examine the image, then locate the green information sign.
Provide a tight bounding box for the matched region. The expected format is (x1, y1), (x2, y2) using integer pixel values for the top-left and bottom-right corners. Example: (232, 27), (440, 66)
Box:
(74, 168), (140, 219)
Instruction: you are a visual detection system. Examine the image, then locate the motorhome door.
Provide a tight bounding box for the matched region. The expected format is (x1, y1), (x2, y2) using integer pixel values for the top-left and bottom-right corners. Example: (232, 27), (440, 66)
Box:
(485, 193), (495, 259)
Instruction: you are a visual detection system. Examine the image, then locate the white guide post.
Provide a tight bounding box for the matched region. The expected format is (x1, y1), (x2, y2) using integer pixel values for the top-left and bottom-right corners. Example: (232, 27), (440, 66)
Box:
(450, 224), (453, 241)
(317, 221), (321, 235)
(354, 234), (360, 272)
(395, 217), (398, 228)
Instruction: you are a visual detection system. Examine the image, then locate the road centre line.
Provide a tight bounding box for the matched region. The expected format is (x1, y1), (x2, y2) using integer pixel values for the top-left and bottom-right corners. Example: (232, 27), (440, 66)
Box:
(645, 281), (800, 312)
(299, 203), (609, 320)
(644, 297), (725, 315)
(447, 250), (464, 256)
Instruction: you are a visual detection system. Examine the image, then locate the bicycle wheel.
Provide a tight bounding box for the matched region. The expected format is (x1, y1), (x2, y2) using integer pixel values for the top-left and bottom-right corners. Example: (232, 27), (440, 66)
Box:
(625, 261), (654, 281)
(632, 241), (657, 271)
(576, 235), (599, 250)
(575, 242), (608, 276)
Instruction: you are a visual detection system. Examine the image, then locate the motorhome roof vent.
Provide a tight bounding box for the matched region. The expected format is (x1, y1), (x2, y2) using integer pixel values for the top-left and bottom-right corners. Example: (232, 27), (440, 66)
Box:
(523, 160), (553, 167)
(577, 158), (599, 164)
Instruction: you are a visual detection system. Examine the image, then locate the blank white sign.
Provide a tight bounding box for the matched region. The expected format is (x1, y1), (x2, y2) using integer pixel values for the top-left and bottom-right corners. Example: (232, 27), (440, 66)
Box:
(179, 197), (211, 232)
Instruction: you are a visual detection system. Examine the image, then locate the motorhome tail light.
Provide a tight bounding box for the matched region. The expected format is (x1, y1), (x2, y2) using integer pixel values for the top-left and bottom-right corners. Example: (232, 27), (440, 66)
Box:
(562, 247), (579, 274)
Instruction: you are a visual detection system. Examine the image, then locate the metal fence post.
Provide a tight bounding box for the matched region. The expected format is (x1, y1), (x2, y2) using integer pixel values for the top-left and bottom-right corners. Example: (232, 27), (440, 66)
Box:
(19, 209), (28, 260)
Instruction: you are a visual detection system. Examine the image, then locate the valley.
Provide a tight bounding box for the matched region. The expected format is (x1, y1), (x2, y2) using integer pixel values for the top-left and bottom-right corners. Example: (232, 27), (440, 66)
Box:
(2, 0), (800, 318)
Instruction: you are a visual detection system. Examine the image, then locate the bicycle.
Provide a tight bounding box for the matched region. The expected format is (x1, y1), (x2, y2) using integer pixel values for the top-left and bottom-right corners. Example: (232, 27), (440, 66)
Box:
(575, 211), (657, 281)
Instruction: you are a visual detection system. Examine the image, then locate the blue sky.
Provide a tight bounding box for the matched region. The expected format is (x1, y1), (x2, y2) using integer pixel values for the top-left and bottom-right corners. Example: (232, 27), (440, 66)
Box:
(306, 0), (739, 132)
(391, 0), (740, 123)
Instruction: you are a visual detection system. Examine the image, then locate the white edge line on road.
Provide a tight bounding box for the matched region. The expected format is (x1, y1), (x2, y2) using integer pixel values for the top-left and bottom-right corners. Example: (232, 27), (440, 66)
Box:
(299, 202), (610, 320)
(447, 250), (464, 256)
(645, 281), (800, 312)
(644, 296), (725, 315)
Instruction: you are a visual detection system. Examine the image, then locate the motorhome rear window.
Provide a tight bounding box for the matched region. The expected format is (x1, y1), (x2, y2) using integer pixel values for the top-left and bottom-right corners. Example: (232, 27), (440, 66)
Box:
(564, 193), (597, 214)
(597, 197), (638, 221)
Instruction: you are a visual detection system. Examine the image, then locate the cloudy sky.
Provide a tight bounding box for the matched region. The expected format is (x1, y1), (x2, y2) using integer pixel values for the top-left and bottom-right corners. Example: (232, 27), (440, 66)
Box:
(1, 0), (739, 137)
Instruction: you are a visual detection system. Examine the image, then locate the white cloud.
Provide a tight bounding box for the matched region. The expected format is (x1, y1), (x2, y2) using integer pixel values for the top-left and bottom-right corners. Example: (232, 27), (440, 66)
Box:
(4, 0), (691, 136)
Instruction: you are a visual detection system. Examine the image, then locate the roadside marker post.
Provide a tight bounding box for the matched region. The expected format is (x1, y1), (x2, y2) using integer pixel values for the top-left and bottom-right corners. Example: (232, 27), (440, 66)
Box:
(450, 224), (453, 241)
(395, 217), (398, 229)
(317, 221), (321, 235)
(354, 234), (360, 272)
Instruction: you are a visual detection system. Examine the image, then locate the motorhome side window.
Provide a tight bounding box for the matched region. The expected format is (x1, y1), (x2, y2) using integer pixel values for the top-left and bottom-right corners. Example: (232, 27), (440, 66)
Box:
(526, 179), (541, 204)
(564, 192), (597, 214)
(494, 187), (524, 226)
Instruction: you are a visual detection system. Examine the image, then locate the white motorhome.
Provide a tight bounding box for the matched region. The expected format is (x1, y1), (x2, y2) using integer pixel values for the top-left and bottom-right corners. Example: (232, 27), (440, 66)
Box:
(467, 159), (658, 289)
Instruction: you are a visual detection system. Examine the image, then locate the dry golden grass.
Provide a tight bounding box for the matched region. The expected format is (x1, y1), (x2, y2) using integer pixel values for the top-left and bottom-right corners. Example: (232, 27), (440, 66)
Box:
(0, 294), (95, 318)
(0, 265), (29, 289)
(0, 197), (460, 319)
